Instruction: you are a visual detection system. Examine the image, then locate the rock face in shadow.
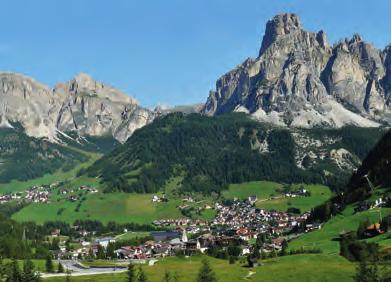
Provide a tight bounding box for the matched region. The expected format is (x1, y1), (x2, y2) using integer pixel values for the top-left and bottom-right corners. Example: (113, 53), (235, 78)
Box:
(203, 13), (391, 128)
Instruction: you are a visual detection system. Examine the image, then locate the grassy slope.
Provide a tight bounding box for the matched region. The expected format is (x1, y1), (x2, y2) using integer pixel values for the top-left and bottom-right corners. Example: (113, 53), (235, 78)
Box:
(12, 174), (219, 224)
(0, 152), (101, 194)
(12, 192), (183, 224)
(223, 181), (332, 213)
(223, 181), (282, 200)
(3, 259), (57, 272)
(289, 206), (391, 254)
(13, 180), (331, 225)
(256, 184), (332, 212)
(44, 254), (357, 282)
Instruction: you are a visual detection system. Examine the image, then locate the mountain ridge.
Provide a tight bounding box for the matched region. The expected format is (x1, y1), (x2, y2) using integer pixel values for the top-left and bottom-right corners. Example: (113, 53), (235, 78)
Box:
(0, 72), (155, 143)
(202, 13), (391, 129)
(86, 112), (385, 194)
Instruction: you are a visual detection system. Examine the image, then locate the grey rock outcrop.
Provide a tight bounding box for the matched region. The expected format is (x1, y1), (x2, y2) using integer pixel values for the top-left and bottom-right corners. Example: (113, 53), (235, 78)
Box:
(0, 73), (61, 139)
(203, 13), (391, 128)
(54, 73), (155, 143)
(0, 72), (156, 143)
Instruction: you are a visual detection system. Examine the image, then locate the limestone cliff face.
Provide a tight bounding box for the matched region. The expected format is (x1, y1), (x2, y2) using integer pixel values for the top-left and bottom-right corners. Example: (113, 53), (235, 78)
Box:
(0, 72), (155, 143)
(203, 13), (391, 128)
(0, 73), (62, 139)
(54, 73), (155, 143)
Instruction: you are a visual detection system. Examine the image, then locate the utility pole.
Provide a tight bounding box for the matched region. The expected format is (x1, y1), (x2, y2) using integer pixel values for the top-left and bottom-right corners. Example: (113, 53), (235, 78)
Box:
(363, 174), (375, 191)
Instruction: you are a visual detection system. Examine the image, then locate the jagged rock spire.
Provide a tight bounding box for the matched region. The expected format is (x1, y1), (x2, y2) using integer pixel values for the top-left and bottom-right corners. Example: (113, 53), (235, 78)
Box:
(204, 13), (391, 128)
(259, 13), (302, 56)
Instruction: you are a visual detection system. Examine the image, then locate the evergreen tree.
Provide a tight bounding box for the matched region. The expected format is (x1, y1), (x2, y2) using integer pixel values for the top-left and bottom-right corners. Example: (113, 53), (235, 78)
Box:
(354, 260), (381, 282)
(367, 262), (381, 282)
(10, 258), (22, 282)
(281, 240), (288, 256)
(137, 267), (148, 282)
(45, 254), (54, 273)
(127, 263), (136, 282)
(88, 248), (94, 259)
(65, 270), (71, 282)
(50, 238), (60, 251)
(65, 240), (72, 252)
(106, 242), (116, 259)
(96, 245), (105, 259)
(22, 259), (40, 282)
(57, 262), (64, 273)
(196, 259), (216, 282)
(0, 257), (7, 282)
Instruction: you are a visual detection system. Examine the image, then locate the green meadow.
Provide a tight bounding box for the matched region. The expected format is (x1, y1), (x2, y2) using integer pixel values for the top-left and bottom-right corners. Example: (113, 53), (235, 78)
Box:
(289, 206), (391, 254)
(44, 254), (360, 282)
(223, 181), (332, 213)
(12, 192), (183, 224)
(0, 152), (101, 194)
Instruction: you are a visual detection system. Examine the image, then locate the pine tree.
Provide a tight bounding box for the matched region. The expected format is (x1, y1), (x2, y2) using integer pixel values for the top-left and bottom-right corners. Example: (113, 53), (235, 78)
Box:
(127, 263), (136, 282)
(22, 259), (40, 282)
(57, 262), (64, 273)
(137, 267), (148, 282)
(367, 262), (381, 282)
(65, 270), (71, 282)
(196, 259), (216, 282)
(88, 248), (94, 259)
(65, 240), (72, 252)
(354, 260), (381, 282)
(106, 242), (116, 259)
(51, 238), (60, 251)
(10, 258), (22, 282)
(97, 245), (105, 259)
(0, 257), (8, 282)
(45, 254), (54, 273)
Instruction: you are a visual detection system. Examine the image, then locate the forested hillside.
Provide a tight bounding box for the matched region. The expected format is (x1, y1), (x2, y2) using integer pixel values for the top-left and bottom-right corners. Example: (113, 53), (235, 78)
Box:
(345, 129), (391, 202)
(86, 113), (384, 194)
(0, 125), (119, 183)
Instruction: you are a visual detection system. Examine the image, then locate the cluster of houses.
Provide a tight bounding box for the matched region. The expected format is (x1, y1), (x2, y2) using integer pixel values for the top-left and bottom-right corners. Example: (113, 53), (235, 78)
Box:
(60, 185), (98, 196)
(47, 194), (332, 261)
(213, 200), (312, 235)
(56, 229), (254, 260)
(25, 186), (51, 203)
(151, 194), (168, 203)
(0, 185), (54, 204)
(284, 188), (310, 198)
(354, 196), (391, 213)
(0, 182), (100, 205)
(0, 192), (22, 204)
(152, 218), (209, 228)
(0, 181), (102, 205)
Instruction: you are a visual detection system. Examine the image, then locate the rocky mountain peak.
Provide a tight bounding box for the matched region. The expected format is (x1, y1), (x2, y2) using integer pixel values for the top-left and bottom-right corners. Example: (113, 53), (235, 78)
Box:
(72, 72), (100, 92)
(54, 73), (136, 105)
(203, 13), (391, 128)
(0, 72), (155, 143)
(259, 13), (302, 56)
(350, 33), (363, 44)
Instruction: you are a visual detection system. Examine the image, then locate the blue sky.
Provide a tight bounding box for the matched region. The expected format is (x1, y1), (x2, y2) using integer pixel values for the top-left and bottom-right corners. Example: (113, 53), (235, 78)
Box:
(0, 0), (390, 108)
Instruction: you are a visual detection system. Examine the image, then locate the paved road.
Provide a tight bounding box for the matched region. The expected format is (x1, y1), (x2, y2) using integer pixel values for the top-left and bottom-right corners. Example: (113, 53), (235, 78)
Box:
(41, 260), (128, 278)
